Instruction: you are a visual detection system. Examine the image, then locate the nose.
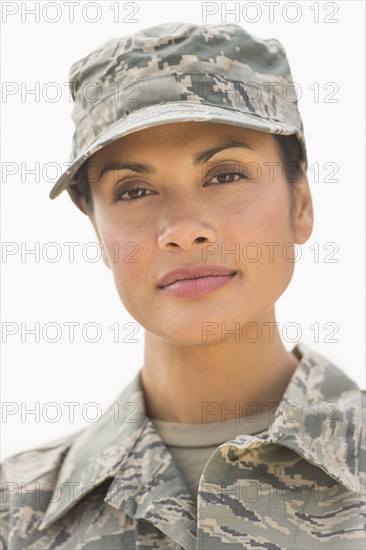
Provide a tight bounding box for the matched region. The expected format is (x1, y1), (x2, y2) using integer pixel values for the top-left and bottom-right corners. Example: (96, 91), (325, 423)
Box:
(157, 201), (217, 250)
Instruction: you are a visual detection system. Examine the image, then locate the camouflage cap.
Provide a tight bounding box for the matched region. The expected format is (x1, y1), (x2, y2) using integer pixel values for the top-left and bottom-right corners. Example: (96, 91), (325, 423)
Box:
(49, 21), (307, 201)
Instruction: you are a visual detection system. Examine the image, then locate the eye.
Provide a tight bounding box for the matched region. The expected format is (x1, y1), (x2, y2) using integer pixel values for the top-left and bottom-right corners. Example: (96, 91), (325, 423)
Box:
(112, 184), (155, 203)
(204, 163), (251, 186)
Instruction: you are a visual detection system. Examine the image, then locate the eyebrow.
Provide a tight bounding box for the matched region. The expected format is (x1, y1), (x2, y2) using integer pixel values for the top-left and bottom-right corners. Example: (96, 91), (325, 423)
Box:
(97, 140), (254, 181)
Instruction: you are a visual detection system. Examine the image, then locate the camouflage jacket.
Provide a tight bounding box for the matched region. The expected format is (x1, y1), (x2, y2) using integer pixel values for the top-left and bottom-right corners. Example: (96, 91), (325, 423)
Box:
(1, 342), (365, 549)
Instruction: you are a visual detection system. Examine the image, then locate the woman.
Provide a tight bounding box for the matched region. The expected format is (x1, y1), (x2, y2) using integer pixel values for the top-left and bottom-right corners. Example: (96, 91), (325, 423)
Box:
(1, 21), (364, 550)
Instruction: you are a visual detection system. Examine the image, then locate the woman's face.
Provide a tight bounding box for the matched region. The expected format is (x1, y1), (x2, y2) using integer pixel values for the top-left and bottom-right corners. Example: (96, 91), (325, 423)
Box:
(85, 121), (313, 345)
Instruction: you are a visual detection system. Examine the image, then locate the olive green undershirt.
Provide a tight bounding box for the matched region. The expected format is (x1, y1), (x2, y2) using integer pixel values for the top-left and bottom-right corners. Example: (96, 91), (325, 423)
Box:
(150, 408), (277, 501)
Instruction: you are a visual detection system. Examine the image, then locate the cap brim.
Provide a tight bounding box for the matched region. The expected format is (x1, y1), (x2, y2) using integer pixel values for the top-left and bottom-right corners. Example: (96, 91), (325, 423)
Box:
(49, 102), (301, 199)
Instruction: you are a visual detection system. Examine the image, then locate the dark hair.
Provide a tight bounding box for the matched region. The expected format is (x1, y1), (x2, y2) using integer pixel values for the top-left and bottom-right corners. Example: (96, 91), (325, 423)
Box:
(274, 133), (304, 184)
(70, 133), (304, 215)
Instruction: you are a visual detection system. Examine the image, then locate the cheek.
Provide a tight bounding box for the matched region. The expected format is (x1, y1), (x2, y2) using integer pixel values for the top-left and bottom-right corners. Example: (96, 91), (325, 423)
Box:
(97, 214), (151, 302)
(230, 183), (294, 243)
(228, 186), (296, 288)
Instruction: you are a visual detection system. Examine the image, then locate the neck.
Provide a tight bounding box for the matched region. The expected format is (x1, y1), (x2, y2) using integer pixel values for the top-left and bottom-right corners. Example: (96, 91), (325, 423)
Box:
(140, 308), (299, 424)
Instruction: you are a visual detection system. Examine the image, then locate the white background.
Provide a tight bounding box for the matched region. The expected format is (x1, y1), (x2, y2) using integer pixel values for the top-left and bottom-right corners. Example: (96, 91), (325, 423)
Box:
(1, 0), (365, 460)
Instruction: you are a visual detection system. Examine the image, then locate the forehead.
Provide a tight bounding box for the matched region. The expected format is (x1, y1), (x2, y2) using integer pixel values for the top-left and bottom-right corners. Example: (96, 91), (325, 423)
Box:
(86, 121), (276, 176)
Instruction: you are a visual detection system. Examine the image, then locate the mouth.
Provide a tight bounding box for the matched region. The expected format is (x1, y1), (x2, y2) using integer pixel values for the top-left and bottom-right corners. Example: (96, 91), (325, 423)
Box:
(157, 265), (237, 289)
(157, 271), (237, 298)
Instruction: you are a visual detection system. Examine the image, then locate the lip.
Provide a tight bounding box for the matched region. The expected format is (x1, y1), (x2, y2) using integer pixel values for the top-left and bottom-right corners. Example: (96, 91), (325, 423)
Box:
(157, 264), (237, 298)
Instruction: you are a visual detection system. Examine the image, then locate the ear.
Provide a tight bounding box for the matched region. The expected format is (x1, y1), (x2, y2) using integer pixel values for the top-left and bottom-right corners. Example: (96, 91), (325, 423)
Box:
(292, 161), (314, 244)
(86, 209), (112, 270)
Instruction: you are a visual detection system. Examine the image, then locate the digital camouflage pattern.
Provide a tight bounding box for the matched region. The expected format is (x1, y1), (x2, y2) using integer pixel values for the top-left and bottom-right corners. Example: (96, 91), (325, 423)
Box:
(1, 342), (365, 549)
(49, 21), (308, 201)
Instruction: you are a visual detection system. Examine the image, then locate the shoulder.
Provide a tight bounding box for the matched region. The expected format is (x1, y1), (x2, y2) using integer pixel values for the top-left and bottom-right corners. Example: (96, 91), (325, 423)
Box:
(0, 429), (85, 549)
(361, 388), (366, 402)
(357, 388), (366, 490)
(0, 428), (83, 486)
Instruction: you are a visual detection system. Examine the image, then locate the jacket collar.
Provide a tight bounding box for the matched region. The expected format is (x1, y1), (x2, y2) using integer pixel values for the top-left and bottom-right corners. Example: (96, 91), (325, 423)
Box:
(37, 370), (198, 548)
(267, 342), (363, 495)
(38, 342), (363, 538)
